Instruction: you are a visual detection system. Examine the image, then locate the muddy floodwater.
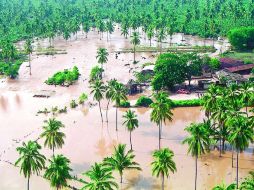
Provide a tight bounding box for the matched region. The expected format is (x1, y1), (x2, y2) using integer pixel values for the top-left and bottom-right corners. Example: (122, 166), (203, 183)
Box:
(0, 29), (252, 190)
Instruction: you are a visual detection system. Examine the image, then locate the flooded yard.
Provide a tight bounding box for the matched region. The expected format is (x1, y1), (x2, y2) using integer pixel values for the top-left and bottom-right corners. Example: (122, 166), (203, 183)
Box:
(0, 29), (252, 190)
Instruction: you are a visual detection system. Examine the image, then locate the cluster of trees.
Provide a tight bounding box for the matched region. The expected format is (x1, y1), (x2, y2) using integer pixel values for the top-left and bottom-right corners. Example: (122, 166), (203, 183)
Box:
(152, 53), (209, 90)
(1, 0), (254, 44)
(228, 27), (254, 50)
(45, 66), (80, 86)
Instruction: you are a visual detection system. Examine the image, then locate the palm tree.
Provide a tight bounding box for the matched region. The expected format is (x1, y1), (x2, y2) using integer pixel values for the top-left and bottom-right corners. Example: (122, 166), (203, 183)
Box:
(212, 182), (236, 190)
(227, 115), (254, 189)
(105, 79), (117, 122)
(111, 82), (127, 131)
(96, 48), (109, 72)
(15, 141), (46, 190)
(82, 162), (118, 190)
(156, 29), (166, 54)
(151, 148), (177, 190)
(150, 92), (173, 149)
(122, 110), (139, 150)
(183, 123), (210, 190)
(147, 28), (154, 47)
(103, 144), (141, 183)
(130, 31), (140, 63)
(90, 79), (106, 122)
(40, 118), (65, 156)
(24, 39), (33, 75)
(239, 82), (253, 116)
(44, 155), (72, 190)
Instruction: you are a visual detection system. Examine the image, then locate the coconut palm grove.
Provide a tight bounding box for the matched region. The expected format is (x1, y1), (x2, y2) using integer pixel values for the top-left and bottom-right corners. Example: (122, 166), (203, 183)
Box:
(0, 0), (254, 189)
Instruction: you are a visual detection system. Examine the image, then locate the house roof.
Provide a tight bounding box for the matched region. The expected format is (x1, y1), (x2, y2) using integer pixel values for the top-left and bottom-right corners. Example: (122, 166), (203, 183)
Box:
(219, 58), (244, 69)
(215, 70), (247, 83)
(225, 64), (254, 73)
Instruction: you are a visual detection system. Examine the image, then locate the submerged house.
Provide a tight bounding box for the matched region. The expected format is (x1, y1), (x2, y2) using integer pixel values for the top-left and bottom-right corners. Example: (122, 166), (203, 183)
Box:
(214, 70), (247, 85)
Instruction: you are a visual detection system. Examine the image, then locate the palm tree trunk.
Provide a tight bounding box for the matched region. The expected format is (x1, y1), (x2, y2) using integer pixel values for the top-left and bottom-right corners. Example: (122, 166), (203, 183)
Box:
(158, 123), (161, 149)
(130, 131), (132, 150)
(98, 101), (103, 122)
(120, 173), (123, 183)
(195, 155), (198, 190)
(219, 122), (222, 157)
(27, 177), (30, 190)
(53, 146), (55, 157)
(236, 150), (239, 189)
(134, 45), (136, 63)
(232, 146), (234, 168)
(246, 106), (248, 117)
(29, 54), (31, 75)
(106, 100), (110, 122)
(115, 107), (118, 131)
(162, 173), (164, 190)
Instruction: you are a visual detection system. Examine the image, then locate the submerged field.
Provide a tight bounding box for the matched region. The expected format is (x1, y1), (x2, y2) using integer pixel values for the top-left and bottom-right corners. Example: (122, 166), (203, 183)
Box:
(0, 29), (253, 190)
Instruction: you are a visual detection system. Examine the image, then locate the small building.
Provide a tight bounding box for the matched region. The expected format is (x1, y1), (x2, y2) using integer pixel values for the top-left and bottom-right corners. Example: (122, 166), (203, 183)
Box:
(214, 70), (247, 86)
(141, 65), (155, 75)
(219, 58), (244, 69)
(198, 80), (214, 90)
(225, 64), (254, 75)
(126, 79), (140, 95)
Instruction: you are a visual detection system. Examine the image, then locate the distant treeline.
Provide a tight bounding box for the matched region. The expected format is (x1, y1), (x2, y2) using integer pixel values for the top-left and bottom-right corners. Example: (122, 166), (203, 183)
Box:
(0, 0), (254, 43)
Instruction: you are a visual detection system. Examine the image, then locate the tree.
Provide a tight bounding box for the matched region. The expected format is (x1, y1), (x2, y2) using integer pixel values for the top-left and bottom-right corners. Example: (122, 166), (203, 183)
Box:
(103, 144), (141, 183)
(183, 123), (210, 190)
(239, 82), (253, 116)
(151, 148), (177, 190)
(96, 48), (109, 73)
(156, 29), (166, 54)
(40, 118), (65, 156)
(105, 79), (117, 122)
(111, 82), (127, 131)
(122, 110), (139, 150)
(151, 53), (187, 91)
(147, 28), (154, 47)
(90, 79), (106, 122)
(212, 182), (236, 190)
(15, 141), (46, 190)
(24, 39), (33, 75)
(227, 115), (254, 189)
(130, 31), (140, 63)
(150, 92), (173, 149)
(82, 162), (118, 190)
(44, 155), (72, 190)
(106, 20), (114, 41)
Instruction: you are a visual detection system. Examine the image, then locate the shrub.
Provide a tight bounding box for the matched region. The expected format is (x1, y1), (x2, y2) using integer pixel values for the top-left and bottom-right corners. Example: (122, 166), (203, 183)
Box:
(70, 100), (78, 108)
(228, 27), (254, 50)
(171, 99), (202, 107)
(45, 66), (80, 86)
(90, 65), (103, 81)
(135, 96), (153, 107)
(79, 93), (88, 104)
(0, 61), (22, 79)
(119, 100), (131, 108)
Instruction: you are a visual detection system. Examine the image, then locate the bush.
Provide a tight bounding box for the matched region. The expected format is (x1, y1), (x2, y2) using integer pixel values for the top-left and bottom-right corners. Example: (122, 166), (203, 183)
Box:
(119, 100), (130, 108)
(228, 27), (254, 50)
(79, 93), (88, 104)
(90, 65), (103, 81)
(0, 61), (22, 79)
(45, 66), (80, 86)
(171, 99), (202, 107)
(70, 100), (78, 108)
(135, 96), (153, 107)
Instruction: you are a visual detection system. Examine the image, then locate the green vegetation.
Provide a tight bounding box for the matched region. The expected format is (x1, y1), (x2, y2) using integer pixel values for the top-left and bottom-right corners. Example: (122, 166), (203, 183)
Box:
(134, 71), (154, 83)
(135, 96), (153, 107)
(152, 53), (204, 90)
(45, 66), (80, 86)
(228, 27), (254, 50)
(222, 51), (254, 64)
(119, 100), (130, 108)
(0, 60), (23, 79)
(70, 100), (78, 109)
(89, 65), (103, 82)
(171, 99), (202, 107)
(78, 93), (88, 105)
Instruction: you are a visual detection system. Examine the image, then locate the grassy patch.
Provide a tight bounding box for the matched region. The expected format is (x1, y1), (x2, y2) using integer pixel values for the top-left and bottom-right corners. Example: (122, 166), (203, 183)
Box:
(171, 99), (202, 107)
(36, 47), (67, 55)
(222, 51), (254, 64)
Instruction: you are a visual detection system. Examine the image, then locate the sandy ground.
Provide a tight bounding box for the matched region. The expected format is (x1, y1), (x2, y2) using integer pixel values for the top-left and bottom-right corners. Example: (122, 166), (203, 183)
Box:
(0, 29), (252, 190)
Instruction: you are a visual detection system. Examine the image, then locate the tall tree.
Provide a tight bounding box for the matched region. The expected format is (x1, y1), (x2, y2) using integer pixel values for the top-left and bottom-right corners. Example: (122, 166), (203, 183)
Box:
(183, 123), (210, 190)
(40, 118), (65, 156)
(122, 110), (139, 150)
(15, 141), (46, 190)
(103, 144), (141, 183)
(150, 92), (173, 149)
(24, 39), (33, 75)
(82, 162), (118, 190)
(130, 31), (140, 63)
(90, 79), (106, 122)
(227, 115), (254, 189)
(151, 148), (177, 190)
(96, 48), (109, 73)
(111, 82), (127, 131)
(44, 155), (72, 190)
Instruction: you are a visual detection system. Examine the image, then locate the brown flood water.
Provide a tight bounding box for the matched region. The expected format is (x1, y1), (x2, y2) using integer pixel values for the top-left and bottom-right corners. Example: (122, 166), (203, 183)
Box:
(0, 29), (252, 190)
